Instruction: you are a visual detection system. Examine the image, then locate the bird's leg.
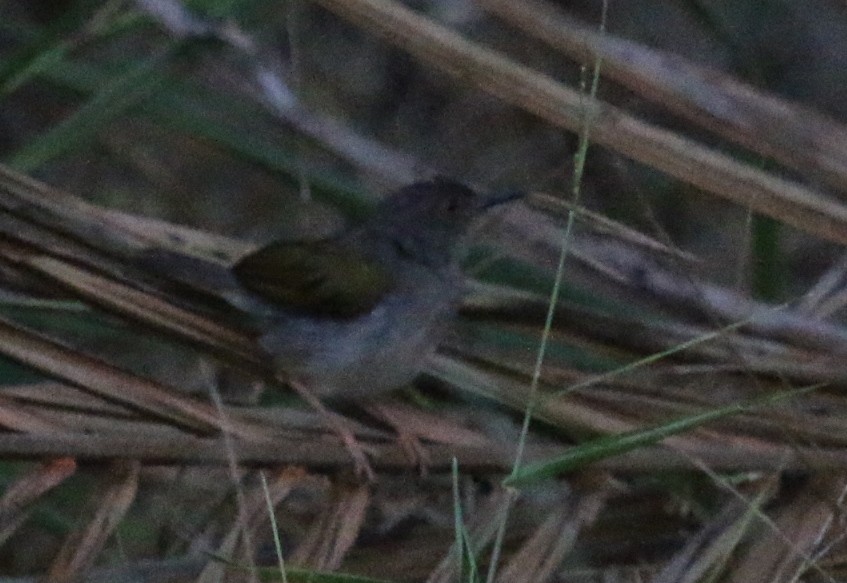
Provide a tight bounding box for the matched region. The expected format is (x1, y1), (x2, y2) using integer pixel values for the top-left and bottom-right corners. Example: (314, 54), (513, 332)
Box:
(366, 398), (492, 476)
(286, 378), (376, 481)
(364, 400), (432, 476)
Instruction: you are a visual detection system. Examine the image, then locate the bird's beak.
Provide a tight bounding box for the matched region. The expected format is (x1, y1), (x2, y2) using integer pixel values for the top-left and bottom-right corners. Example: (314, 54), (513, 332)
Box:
(482, 189), (525, 210)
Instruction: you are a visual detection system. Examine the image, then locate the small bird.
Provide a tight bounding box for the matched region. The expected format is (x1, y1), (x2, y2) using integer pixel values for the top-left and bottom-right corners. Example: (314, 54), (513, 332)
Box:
(222, 177), (521, 399)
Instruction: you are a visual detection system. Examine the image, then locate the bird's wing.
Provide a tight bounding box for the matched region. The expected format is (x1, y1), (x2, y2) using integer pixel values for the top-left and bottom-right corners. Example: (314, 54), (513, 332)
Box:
(232, 240), (393, 319)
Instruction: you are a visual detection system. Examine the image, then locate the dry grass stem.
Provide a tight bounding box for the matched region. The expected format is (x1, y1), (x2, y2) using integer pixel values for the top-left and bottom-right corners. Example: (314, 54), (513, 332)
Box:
(313, 0), (847, 245)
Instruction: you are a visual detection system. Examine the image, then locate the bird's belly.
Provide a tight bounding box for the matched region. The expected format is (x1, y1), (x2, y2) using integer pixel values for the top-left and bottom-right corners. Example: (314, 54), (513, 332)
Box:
(257, 285), (460, 398)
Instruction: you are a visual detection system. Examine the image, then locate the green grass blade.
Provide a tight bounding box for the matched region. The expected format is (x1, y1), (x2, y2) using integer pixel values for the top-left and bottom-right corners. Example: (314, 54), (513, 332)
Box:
(504, 382), (823, 487)
(6, 43), (185, 173)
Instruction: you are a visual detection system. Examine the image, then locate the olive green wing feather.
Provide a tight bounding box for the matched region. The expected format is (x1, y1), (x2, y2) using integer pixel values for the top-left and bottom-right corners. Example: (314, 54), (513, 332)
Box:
(232, 240), (394, 319)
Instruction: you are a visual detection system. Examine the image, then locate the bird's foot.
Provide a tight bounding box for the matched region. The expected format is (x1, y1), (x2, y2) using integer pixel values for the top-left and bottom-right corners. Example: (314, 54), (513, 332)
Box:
(365, 401), (432, 476)
(327, 410), (376, 481)
(288, 379), (376, 481)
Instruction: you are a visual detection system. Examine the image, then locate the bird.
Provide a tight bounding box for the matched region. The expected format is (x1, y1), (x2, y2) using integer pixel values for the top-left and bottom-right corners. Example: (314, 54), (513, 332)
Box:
(221, 177), (522, 400)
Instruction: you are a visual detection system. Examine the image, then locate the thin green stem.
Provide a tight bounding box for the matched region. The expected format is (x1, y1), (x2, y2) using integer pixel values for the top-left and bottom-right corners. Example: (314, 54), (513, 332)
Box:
(486, 4), (608, 583)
